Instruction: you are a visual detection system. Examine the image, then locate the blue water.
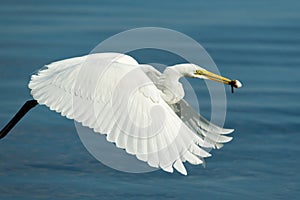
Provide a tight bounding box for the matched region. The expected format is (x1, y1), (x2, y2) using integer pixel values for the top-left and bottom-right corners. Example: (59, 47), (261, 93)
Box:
(1, 0), (300, 199)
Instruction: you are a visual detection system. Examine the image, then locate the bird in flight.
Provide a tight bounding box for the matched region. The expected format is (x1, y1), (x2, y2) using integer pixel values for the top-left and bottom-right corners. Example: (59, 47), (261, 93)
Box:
(0, 52), (242, 175)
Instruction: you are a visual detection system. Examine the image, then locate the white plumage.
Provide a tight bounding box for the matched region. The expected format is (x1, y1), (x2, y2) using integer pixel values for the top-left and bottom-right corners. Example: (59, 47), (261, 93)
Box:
(29, 52), (239, 175)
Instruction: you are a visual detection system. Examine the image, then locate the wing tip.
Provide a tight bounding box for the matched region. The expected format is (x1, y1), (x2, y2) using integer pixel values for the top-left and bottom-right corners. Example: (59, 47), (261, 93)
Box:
(221, 128), (234, 134)
(173, 160), (187, 176)
(162, 165), (174, 173)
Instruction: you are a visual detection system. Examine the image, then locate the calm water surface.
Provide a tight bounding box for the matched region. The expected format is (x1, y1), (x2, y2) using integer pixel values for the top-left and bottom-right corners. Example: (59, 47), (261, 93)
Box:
(0, 0), (299, 199)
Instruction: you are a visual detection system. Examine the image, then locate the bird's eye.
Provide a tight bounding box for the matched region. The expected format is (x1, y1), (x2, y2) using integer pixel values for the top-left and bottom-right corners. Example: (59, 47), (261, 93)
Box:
(195, 70), (204, 75)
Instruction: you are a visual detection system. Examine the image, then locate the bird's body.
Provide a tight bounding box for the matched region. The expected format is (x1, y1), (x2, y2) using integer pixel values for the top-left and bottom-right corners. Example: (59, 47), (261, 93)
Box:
(1, 52), (242, 175)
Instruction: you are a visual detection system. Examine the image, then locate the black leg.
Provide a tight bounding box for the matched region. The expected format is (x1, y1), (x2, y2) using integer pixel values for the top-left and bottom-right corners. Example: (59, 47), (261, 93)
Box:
(0, 100), (38, 140)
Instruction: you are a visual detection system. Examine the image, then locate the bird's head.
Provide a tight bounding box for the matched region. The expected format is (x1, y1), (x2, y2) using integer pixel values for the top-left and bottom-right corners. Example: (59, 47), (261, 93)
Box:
(171, 64), (242, 92)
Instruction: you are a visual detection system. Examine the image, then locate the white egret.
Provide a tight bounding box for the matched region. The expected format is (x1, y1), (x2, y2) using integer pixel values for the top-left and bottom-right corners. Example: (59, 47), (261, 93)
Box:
(0, 52), (242, 175)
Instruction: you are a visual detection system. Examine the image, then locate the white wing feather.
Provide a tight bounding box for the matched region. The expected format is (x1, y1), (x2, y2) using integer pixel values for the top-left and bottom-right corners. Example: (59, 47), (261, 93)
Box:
(141, 64), (235, 162)
(29, 53), (215, 175)
(141, 65), (234, 146)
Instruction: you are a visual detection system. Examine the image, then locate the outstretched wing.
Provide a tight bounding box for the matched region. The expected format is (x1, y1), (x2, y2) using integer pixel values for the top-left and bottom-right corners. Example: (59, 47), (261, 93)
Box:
(29, 53), (213, 175)
(141, 65), (234, 148)
(171, 100), (234, 149)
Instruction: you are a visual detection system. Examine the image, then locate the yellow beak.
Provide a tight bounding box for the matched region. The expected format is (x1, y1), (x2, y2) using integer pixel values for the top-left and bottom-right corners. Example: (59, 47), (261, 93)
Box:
(194, 69), (242, 88)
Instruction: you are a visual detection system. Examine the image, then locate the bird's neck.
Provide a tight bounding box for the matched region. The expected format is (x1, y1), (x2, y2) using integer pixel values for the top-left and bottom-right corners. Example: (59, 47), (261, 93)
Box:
(162, 67), (184, 83)
(163, 64), (193, 81)
(158, 66), (186, 104)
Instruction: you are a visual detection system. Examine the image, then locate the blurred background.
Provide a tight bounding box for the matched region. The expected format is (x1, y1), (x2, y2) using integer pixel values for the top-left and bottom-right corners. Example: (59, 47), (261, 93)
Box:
(0, 0), (299, 199)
